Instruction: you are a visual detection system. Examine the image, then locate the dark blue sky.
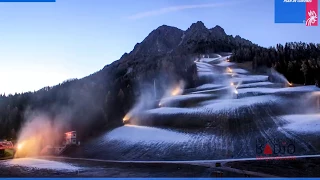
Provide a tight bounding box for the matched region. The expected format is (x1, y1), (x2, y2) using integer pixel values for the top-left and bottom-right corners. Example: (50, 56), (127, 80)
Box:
(0, 0), (319, 94)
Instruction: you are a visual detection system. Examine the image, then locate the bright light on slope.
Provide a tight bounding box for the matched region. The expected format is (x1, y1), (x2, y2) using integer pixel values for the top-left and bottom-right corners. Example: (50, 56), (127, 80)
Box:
(171, 87), (182, 96)
(227, 67), (233, 73)
(123, 113), (131, 123)
(17, 142), (25, 150)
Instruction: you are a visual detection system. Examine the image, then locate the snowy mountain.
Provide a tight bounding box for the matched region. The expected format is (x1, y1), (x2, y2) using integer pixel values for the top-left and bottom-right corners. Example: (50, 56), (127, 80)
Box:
(0, 21), (256, 139)
(121, 21), (254, 61)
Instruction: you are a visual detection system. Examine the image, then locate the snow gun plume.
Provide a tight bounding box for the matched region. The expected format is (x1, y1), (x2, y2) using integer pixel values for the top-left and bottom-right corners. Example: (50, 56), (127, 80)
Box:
(158, 80), (186, 108)
(122, 83), (157, 125)
(15, 112), (66, 158)
(170, 80), (185, 96)
(269, 68), (290, 86)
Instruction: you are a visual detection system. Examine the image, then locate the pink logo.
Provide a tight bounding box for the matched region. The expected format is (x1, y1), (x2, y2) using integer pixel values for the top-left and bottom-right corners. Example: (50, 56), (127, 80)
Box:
(306, 0), (318, 26)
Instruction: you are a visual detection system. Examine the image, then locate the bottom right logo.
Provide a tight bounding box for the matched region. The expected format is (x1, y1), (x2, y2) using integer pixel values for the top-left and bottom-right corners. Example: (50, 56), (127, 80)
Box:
(256, 138), (297, 161)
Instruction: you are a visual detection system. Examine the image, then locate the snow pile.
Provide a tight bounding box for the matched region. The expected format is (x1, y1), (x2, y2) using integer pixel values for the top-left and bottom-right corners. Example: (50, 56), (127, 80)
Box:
(197, 69), (213, 73)
(238, 82), (274, 88)
(160, 93), (213, 103)
(196, 62), (213, 68)
(232, 75), (269, 83)
(104, 125), (191, 144)
(238, 87), (278, 94)
(238, 85), (319, 95)
(279, 114), (320, 133)
(191, 87), (230, 94)
(147, 107), (197, 115)
(197, 70), (215, 75)
(197, 72), (217, 77)
(196, 65), (212, 70)
(280, 85), (319, 92)
(200, 57), (220, 63)
(148, 95), (280, 115)
(216, 61), (234, 67)
(3, 158), (80, 171)
(193, 84), (224, 90)
(201, 95), (280, 111)
(231, 68), (249, 74)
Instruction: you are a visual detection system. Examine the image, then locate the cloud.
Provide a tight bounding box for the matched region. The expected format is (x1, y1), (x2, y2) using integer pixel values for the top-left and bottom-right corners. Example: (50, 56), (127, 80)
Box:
(127, 2), (238, 20)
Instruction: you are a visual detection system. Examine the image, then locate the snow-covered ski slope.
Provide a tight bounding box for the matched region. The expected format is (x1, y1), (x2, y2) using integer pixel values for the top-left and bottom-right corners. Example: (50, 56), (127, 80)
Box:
(68, 54), (320, 161)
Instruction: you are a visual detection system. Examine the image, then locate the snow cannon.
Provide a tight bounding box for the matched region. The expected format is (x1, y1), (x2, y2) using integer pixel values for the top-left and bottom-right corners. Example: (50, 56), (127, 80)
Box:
(123, 112), (134, 124)
(233, 89), (239, 99)
(286, 82), (294, 87)
(0, 140), (15, 159)
(123, 115), (130, 124)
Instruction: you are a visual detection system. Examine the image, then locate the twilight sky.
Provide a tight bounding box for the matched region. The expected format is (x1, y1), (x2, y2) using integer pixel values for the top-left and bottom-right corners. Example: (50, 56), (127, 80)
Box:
(0, 0), (319, 94)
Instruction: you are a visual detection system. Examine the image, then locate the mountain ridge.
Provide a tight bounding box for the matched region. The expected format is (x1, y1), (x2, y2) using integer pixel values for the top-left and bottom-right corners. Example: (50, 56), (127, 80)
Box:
(120, 21), (254, 62)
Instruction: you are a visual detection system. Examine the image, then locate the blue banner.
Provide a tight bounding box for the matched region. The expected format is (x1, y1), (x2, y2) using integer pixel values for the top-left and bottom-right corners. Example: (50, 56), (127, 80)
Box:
(0, 178), (319, 180)
(275, 0), (306, 23)
(0, 0), (55, 2)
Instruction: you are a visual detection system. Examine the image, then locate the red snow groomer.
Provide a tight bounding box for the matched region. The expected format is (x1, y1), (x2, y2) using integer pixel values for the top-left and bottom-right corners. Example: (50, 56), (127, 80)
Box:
(0, 140), (15, 158)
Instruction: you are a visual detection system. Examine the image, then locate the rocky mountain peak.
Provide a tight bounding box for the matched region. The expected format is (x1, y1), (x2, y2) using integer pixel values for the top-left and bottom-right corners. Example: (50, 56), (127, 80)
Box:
(210, 25), (227, 38)
(188, 21), (207, 31)
(235, 35), (241, 39)
(183, 21), (210, 42)
(156, 24), (175, 31)
(123, 21), (253, 59)
(128, 25), (183, 57)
